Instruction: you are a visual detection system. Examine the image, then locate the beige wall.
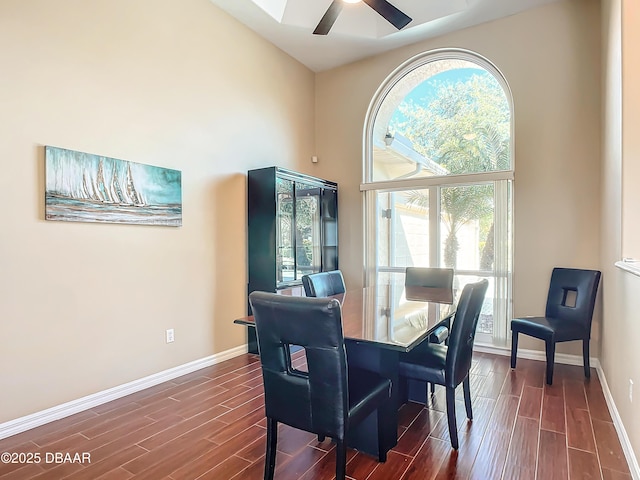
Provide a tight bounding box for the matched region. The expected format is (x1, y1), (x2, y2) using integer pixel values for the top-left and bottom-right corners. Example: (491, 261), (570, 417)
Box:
(315, 0), (602, 356)
(0, 0), (315, 423)
(601, 0), (640, 460)
(621, 0), (640, 259)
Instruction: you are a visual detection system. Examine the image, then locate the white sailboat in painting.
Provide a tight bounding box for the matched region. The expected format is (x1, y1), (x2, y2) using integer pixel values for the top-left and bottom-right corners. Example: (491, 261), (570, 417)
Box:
(80, 171), (97, 201)
(110, 163), (127, 204)
(125, 162), (145, 206)
(72, 159), (145, 207)
(95, 159), (114, 204)
(108, 162), (145, 206)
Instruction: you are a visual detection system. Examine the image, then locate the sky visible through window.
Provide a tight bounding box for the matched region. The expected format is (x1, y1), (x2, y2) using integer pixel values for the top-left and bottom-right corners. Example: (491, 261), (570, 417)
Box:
(390, 67), (489, 128)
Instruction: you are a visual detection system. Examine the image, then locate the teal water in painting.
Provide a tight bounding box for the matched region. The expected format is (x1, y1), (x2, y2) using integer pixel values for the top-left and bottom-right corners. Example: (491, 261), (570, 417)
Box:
(45, 195), (182, 226)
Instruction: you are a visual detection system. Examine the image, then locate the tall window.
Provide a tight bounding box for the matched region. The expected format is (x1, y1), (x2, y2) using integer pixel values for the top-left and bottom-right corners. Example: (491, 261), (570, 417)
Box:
(363, 49), (513, 346)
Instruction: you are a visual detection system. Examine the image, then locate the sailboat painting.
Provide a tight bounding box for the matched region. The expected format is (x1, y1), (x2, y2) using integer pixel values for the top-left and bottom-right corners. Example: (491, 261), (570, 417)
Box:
(45, 146), (182, 226)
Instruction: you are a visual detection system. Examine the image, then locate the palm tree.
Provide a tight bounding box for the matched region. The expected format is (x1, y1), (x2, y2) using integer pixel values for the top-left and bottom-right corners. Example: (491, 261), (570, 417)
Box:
(406, 182), (493, 268)
(397, 73), (510, 269)
(406, 124), (508, 268)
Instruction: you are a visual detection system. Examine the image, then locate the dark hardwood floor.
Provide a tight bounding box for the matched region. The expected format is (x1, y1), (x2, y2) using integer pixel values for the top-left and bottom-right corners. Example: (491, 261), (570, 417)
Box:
(0, 351), (632, 479)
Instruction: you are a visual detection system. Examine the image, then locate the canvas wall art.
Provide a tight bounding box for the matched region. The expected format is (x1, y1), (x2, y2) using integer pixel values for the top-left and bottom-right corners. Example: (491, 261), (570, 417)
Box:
(45, 146), (182, 226)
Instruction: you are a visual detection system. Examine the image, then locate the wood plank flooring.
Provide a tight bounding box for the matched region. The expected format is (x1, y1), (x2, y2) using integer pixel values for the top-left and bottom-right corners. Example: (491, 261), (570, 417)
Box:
(0, 352), (632, 479)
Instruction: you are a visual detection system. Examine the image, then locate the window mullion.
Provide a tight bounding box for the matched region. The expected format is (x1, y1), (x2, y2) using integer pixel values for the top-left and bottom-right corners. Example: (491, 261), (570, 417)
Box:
(492, 180), (511, 344)
(360, 171), (514, 192)
(364, 190), (378, 286)
(429, 186), (439, 267)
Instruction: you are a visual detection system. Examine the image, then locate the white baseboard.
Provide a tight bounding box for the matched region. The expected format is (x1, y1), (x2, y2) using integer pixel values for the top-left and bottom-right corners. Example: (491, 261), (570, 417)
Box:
(474, 344), (639, 479)
(595, 364), (640, 480)
(0, 344), (248, 441)
(474, 343), (601, 368)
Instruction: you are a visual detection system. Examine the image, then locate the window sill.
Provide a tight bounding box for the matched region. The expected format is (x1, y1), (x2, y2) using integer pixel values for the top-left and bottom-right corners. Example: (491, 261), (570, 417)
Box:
(615, 260), (640, 277)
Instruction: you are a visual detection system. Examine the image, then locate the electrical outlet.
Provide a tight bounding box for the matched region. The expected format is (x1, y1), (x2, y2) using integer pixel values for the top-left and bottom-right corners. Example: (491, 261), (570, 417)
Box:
(166, 328), (175, 343)
(630, 379), (634, 403)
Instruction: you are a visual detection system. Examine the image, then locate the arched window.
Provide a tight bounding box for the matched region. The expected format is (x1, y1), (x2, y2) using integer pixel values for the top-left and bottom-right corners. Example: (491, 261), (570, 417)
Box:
(362, 49), (513, 345)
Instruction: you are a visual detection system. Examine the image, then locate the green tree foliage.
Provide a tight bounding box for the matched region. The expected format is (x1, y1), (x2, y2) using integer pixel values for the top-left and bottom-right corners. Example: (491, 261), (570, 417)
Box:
(393, 73), (510, 268)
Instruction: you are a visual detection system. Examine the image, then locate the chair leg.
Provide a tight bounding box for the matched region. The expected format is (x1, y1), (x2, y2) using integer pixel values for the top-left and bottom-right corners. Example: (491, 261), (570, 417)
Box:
(583, 338), (591, 378)
(376, 407), (388, 463)
(444, 319), (450, 346)
(317, 434), (325, 442)
(545, 340), (556, 385)
(445, 386), (459, 450)
(335, 438), (347, 480)
(425, 382), (435, 397)
(463, 376), (473, 420)
(510, 330), (518, 368)
(265, 418), (278, 480)
(399, 376), (409, 406)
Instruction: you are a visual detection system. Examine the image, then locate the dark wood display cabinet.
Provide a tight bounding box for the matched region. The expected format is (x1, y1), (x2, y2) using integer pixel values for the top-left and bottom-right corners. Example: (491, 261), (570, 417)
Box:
(246, 166), (338, 352)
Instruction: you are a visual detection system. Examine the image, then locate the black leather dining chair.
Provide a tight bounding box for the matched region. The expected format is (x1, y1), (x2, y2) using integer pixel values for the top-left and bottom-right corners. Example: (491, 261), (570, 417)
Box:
(398, 279), (489, 449)
(405, 267), (455, 345)
(301, 270), (346, 298)
(510, 267), (601, 385)
(249, 291), (391, 480)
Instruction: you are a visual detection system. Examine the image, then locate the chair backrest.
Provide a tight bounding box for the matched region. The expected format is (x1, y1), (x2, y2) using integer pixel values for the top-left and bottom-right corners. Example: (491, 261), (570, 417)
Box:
(248, 291), (349, 439)
(545, 267), (601, 330)
(302, 270), (346, 297)
(405, 267), (454, 303)
(405, 267), (454, 288)
(445, 279), (489, 387)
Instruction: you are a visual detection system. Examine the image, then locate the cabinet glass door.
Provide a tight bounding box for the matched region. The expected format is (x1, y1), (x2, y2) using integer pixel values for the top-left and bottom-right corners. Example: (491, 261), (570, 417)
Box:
(295, 181), (321, 279)
(276, 177), (295, 283)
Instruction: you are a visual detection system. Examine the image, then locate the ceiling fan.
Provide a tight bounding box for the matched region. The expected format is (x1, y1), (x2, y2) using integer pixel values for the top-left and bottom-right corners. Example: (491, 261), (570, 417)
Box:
(313, 0), (412, 35)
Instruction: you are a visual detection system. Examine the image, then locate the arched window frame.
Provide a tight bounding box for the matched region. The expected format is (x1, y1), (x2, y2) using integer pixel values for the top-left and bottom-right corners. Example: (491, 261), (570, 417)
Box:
(363, 48), (515, 185)
(361, 48), (515, 346)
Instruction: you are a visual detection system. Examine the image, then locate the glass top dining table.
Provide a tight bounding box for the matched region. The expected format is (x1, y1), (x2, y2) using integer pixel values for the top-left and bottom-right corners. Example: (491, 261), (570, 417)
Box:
(235, 282), (456, 352)
(234, 278), (458, 457)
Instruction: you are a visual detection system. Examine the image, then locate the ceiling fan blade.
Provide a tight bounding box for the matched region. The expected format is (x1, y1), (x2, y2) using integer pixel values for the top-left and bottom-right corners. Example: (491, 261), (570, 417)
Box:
(362, 0), (412, 30)
(313, 1), (343, 35)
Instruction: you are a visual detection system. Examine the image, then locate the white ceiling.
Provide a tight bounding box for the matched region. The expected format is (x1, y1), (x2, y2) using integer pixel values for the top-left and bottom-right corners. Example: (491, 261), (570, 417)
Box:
(208, 0), (560, 72)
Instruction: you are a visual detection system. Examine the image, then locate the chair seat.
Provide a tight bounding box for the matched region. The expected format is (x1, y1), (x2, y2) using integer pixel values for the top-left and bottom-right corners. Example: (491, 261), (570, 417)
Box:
(348, 367), (391, 426)
(511, 316), (588, 342)
(398, 343), (447, 386)
(429, 326), (449, 344)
